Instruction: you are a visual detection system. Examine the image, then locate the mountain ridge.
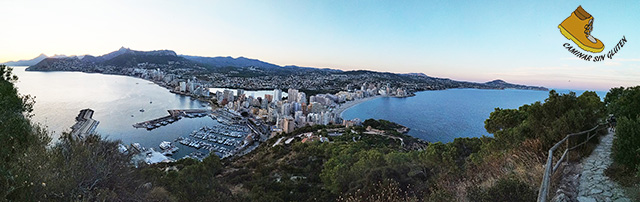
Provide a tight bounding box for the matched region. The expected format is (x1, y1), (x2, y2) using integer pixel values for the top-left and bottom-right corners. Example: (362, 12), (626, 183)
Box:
(2, 54), (48, 66)
(23, 47), (548, 91)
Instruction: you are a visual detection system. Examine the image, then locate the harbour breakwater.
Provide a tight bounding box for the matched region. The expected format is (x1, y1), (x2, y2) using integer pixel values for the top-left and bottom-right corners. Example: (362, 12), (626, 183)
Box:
(133, 109), (212, 130)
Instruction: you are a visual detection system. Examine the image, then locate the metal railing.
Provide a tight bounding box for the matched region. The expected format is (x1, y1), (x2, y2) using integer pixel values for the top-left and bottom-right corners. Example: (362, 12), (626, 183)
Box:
(537, 124), (606, 202)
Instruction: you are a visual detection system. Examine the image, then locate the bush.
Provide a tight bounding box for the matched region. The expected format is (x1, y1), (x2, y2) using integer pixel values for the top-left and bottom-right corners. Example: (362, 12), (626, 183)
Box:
(612, 117), (640, 170)
(467, 177), (537, 202)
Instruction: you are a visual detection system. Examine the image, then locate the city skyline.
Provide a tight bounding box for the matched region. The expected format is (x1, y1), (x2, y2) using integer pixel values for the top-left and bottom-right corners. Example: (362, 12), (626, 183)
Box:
(2, 0), (639, 91)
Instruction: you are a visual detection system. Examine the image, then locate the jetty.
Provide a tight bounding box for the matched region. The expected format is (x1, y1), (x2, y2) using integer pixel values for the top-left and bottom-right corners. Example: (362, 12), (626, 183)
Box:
(70, 109), (100, 140)
(132, 109), (212, 130)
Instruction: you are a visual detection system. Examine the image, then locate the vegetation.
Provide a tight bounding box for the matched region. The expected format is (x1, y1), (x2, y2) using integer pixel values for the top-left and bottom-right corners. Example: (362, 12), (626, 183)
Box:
(467, 177), (537, 202)
(1, 65), (51, 200)
(1, 64), (607, 201)
(604, 86), (640, 200)
(606, 86), (640, 172)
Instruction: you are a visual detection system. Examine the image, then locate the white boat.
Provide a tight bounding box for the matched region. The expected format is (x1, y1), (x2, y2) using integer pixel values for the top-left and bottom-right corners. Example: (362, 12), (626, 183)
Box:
(159, 141), (172, 150)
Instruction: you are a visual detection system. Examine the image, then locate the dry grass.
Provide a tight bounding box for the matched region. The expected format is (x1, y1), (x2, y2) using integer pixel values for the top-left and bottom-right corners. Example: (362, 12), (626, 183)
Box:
(338, 180), (419, 202)
(439, 139), (546, 201)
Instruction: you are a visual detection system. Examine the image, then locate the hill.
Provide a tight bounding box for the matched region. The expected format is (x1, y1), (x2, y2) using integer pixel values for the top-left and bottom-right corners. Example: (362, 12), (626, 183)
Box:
(2, 54), (47, 66)
(485, 79), (547, 90)
(24, 47), (547, 92)
(27, 47), (195, 72)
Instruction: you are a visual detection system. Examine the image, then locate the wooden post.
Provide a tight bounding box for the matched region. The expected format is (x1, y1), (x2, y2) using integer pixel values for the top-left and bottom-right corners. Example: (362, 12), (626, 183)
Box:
(566, 135), (570, 161)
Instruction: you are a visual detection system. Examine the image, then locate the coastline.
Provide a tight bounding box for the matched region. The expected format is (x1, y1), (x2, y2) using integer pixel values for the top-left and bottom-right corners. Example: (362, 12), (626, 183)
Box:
(334, 95), (382, 119)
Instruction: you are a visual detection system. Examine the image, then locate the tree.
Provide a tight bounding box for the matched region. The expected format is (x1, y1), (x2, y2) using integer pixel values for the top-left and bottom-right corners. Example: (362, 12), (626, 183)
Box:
(606, 86), (640, 119)
(0, 65), (51, 200)
(483, 90), (604, 152)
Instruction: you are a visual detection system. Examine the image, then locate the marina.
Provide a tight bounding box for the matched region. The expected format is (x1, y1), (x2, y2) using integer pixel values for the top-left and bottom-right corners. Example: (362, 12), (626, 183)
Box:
(174, 121), (249, 158)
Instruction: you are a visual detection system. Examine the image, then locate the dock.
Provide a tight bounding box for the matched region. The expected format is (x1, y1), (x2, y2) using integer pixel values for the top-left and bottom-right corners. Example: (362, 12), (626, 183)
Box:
(70, 109), (100, 140)
(133, 109), (212, 130)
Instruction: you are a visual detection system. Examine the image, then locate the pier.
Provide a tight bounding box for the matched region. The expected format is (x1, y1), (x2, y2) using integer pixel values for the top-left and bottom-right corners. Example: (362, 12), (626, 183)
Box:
(133, 109), (212, 130)
(70, 109), (100, 140)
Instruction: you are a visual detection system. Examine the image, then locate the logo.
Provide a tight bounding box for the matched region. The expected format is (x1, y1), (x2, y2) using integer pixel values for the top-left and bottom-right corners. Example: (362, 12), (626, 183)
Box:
(559, 6), (627, 62)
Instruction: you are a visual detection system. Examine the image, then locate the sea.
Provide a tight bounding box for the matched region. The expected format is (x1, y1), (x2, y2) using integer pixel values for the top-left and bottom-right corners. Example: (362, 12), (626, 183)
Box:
(11, 66), (278, 159)
(11, 66), (608, 151)
(342, 88), (607, 143)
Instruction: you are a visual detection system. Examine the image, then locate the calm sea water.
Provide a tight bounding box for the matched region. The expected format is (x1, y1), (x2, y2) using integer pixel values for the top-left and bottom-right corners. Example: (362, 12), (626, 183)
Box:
(12, 66), (607, 147)
(342, 88), (607, 143)
(12, 66), (220, 158)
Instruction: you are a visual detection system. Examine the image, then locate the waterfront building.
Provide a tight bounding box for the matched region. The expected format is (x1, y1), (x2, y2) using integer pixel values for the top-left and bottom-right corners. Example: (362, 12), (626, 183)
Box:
(379, 88), (387, 96)
(202, 85), (210, 97)
(343, 118), (362, 128)
(179, 81), (187, 92)
(264, 94), (273, 103)
(274, 89), (282, 102)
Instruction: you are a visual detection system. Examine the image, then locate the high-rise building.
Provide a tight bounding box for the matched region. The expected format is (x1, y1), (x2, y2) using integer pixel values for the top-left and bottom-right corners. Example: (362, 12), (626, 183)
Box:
(274, 89), (282, 102)
(298, 92), (307, 104)
(281, 103), (291, 116)
(264, 94), (273, 103)
(287, 89), (298, 103)
(179, 82), (187, 92)
(283, 116), (295, 133)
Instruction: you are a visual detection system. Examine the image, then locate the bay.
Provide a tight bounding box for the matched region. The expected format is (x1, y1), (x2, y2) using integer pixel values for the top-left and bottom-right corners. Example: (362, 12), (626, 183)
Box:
(11, 65), (609, 149)
(12, 66), (215, 158)
(342, 88), (607, 143)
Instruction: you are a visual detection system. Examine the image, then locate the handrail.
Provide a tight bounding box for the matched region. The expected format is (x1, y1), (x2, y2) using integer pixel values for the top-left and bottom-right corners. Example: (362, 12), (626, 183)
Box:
(537, 124), (605, 202)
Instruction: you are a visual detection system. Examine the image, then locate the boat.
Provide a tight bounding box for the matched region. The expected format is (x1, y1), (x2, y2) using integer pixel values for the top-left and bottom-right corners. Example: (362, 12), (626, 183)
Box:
(131, 143), (143, 152)
(131, 115), (134, 117)
(159, 141), (172, 150)
(140, 109), (145, 112)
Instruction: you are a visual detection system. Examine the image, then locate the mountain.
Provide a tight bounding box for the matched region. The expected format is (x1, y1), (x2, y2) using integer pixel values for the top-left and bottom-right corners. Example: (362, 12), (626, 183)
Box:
(181, 55), (343, 75)
(28, 47), (190, 71)
(2, 54), (48, 66)
(25, 47), (548, 92)
(484, 79), (548, 91)
(181, 55), (281, 70)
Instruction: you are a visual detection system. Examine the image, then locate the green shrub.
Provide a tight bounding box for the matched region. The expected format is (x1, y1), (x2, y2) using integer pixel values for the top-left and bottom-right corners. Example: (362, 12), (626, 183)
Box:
(612, 117), (640, 170)
(467, 177), (537, 202)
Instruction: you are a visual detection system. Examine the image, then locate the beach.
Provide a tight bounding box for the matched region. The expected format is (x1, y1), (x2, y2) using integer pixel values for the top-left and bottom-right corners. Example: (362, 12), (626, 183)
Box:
(334, 95), (382, 119)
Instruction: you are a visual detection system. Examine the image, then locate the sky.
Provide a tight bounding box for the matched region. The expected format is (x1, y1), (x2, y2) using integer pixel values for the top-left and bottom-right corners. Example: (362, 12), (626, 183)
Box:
(1, 0), (639, 91)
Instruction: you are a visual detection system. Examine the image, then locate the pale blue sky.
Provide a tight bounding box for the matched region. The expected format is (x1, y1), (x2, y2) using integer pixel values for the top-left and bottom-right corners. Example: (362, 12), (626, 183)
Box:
(1, 0), (639, 90)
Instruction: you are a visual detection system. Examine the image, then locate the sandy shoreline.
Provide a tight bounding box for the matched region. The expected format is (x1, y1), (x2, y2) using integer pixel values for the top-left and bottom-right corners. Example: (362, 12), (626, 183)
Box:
(334, 95), (383, 119)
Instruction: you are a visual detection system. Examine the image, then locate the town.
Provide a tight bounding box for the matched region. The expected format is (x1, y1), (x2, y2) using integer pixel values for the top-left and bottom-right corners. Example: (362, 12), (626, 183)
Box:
(114, 67), (416, 163)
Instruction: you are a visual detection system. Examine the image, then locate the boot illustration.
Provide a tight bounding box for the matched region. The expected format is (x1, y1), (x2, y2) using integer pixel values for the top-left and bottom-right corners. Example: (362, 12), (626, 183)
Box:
(558, 6), (604, 53)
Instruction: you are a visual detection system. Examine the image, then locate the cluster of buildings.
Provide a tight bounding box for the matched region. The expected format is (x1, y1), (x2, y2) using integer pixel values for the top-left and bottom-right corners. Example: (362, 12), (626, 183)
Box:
(209, 85), (407, 135)
(128, 68), (411, 136)
(178, 78), (210, 97)
(131, 68), (211, 98)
